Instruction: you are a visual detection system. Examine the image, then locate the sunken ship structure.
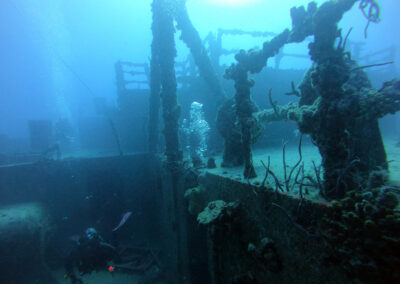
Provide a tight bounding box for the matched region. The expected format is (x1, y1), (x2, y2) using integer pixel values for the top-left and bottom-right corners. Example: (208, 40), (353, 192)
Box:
(1, 0), (400, 283)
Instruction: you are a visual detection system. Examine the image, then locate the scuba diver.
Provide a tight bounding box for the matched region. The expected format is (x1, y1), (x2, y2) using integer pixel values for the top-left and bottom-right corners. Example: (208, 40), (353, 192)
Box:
(64, 228), (118, 284)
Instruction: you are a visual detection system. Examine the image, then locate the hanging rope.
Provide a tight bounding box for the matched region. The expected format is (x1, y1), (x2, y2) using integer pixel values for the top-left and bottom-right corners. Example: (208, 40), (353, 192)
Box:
(359, 0), (381, 38)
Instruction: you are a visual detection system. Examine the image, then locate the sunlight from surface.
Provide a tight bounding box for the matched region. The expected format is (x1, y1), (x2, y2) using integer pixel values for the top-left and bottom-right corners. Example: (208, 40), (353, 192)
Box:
(203, 0), (261, 6)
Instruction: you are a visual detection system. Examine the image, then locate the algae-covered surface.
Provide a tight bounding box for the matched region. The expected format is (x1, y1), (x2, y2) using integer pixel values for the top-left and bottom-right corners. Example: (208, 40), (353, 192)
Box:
(0, 202), (46, 227)
(204, 134), (400, 202)
(204, 137), (324, 201)
(384, 136), (400, 186)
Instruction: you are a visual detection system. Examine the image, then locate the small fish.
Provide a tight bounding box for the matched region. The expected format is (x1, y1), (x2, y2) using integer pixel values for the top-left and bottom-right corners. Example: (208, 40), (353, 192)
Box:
(112, 211), (132, 232)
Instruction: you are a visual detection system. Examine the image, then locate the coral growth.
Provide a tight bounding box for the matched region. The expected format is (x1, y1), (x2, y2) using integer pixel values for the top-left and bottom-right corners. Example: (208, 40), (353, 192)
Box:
(197, 200), (240, 225)
(322, 188), (400, 282)
(255, 0), (400, 198)
(247, 237), (282, 273)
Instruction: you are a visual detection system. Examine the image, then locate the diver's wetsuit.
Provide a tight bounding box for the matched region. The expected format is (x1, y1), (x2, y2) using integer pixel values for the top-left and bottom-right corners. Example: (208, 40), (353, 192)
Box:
(65, 228), (117, 284)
